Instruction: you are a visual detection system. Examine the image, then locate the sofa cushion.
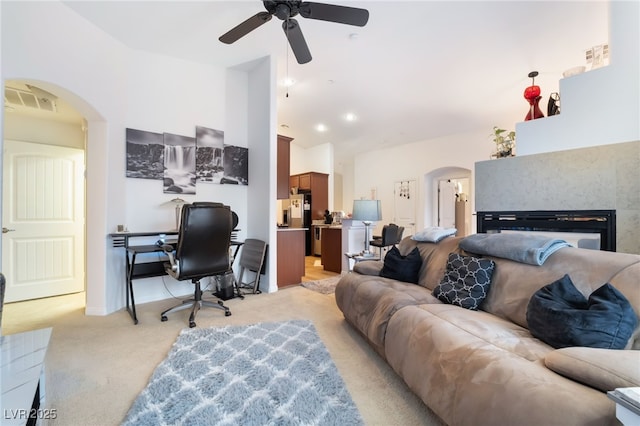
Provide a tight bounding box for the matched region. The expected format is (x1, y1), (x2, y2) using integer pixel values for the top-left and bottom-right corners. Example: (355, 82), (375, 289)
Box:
(380, 246), (422, 284)
(544, 347), (640, 391)
(432, 253), (495, 310)
(527, 274), (639, 349)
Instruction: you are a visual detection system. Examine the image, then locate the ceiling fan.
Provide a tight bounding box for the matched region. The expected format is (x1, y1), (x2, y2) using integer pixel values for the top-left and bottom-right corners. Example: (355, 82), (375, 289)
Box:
(219, 1), (369, 64)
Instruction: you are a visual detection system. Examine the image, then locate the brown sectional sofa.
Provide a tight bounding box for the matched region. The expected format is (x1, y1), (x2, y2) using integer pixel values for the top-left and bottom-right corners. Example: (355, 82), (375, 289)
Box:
(335, 235), (640, 426)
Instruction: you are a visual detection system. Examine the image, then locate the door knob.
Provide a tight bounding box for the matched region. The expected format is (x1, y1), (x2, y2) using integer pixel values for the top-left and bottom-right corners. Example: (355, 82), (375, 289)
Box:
(2, 227), (15, 233)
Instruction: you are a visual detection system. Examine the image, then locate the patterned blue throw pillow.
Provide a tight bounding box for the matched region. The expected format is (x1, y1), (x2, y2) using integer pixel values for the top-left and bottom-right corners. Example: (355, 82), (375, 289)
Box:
(433, 253), (496, 310)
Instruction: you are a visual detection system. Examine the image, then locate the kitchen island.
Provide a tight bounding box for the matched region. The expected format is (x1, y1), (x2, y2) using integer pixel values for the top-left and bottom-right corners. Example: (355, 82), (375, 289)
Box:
(276, 228), (306, 287)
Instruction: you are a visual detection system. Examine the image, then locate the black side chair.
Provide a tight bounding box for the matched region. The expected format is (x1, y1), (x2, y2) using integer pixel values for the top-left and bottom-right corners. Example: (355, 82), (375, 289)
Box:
(160, 202), (233, 328)
(370, 223), (400, 256)
(235, 238), (268, 296)
(395, 226), (405, 244)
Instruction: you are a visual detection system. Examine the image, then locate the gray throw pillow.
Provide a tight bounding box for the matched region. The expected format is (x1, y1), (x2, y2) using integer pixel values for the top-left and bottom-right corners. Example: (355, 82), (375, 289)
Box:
(526, 274), (638, 349)
(379, 246), (422, 284)
(432, 253), (495, 310)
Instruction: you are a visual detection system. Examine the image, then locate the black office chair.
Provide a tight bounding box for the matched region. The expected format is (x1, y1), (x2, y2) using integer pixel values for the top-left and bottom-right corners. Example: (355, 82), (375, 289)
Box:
(160, 202), (233, 327)
(235, 239), (268, 296)
(370, 223), (400, 256)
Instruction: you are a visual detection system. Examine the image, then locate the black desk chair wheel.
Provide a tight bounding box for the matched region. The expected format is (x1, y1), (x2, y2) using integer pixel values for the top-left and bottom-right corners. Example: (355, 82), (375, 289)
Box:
(160, 202), (233, 328)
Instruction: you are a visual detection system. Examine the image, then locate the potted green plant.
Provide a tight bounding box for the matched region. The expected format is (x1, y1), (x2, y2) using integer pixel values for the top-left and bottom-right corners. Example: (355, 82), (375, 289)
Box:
(490, 126), (516, 158)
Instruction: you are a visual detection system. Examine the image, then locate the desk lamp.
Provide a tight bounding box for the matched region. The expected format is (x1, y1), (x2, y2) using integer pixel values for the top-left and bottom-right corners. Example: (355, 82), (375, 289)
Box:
(171, 197), (186, 230)
(352, 199), (382, 257)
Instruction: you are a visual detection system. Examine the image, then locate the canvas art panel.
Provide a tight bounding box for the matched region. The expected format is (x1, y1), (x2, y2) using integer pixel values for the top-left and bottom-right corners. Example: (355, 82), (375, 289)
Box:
(195, 126), (224, 184)
(163, 133), (196, 195)
(125, 128), (164, 179)
(222, 144), (248, 185)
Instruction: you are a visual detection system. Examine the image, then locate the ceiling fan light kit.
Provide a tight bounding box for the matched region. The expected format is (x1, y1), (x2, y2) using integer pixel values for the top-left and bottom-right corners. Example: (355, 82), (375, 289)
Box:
(219, 1), (369, 64)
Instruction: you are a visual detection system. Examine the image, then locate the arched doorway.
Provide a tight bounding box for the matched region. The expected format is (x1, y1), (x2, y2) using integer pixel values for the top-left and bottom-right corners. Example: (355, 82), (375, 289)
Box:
(2, 79), (106, 321)
(422, 167), (473, 236)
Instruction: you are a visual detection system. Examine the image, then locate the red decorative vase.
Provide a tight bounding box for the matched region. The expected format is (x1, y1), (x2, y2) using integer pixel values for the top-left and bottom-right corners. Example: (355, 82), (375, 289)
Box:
(523, 71), (545, 121)
(525, 95), (545, 121)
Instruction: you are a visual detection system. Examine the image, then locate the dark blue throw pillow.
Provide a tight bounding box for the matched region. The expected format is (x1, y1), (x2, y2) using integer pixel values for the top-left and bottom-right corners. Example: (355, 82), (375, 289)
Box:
(526, 274), (638, 349)
(379, 246), (422, 284)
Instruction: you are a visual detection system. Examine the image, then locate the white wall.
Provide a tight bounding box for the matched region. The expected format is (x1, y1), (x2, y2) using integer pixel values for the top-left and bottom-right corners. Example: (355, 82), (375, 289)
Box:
(1, 1), (273, 314)
(516, 1), (639, 154)
(4, 114), (85, 149)
(353, 129), (489, 235)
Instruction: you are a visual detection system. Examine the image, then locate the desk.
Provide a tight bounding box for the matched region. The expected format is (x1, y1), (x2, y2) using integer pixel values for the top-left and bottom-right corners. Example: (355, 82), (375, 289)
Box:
(110, 231), (178, 324)
(110, 231), (243, 324)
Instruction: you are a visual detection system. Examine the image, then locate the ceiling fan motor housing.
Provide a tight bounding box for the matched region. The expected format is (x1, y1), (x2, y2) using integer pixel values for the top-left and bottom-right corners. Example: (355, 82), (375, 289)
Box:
(264, 1), (301, 20)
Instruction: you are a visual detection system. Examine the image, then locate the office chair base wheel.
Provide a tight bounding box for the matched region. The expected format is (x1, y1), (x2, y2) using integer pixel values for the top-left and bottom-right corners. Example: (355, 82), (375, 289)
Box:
(161, 315), (168, 322)
(189, 321), (196, 328)
(225, 311), (231, 317)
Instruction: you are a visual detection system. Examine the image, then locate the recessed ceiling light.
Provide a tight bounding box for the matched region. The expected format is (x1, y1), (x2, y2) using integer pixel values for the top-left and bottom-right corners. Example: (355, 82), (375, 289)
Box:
(344, 113), (357, 122)
(315, 124), (328, 132)
(282, 78), (296, 87)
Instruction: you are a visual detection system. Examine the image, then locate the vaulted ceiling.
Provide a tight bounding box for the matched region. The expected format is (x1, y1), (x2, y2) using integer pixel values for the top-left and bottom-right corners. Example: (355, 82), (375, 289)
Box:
(45, 2), (611, 164)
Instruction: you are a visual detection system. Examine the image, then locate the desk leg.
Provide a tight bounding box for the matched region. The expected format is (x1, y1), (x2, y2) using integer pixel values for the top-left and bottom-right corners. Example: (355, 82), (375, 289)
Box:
(125, 251), (139, 325)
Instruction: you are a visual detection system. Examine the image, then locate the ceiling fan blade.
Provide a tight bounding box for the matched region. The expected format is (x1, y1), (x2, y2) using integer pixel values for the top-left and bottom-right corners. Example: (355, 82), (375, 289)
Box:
(282, 19), (312, 64)
(299, 2), (369, 27)
(219, 11), (272, 44)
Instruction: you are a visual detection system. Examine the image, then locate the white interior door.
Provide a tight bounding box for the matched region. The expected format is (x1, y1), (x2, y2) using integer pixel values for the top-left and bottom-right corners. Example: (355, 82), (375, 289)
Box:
(438, 179), (457, 228)
(393, 180), (416, 237)
(2, 140), (85, 303)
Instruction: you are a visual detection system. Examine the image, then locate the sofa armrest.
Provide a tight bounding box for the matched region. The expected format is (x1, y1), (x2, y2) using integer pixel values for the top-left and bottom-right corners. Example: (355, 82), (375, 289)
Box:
(544, 347), (640, 392)
(353, 260), (384, 276)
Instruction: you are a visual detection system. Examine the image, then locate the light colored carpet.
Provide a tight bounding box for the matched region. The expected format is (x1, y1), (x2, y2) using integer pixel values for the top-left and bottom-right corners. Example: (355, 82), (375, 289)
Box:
(3, 286), (445, 426)
(301, 275), (342, 295)
(123, 320), (363, 425)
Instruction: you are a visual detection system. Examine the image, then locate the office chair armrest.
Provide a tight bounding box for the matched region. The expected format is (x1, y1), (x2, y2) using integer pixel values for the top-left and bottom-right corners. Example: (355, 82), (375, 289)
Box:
(160, 244), (179, 272)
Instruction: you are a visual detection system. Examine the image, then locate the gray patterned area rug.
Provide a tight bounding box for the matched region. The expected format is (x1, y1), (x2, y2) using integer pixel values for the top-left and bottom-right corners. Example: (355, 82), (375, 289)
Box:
(300, 276), (342, 295)
(122, 320), (363, 426)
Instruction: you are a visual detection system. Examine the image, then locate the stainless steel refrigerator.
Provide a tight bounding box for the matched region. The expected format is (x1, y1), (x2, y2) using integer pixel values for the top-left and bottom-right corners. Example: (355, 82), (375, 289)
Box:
(289, 191), (312, 255)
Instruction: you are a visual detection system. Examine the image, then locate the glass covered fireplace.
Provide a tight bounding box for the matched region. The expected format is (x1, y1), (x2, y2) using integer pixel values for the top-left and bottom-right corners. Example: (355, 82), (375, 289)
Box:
(476, 210), (616, 251)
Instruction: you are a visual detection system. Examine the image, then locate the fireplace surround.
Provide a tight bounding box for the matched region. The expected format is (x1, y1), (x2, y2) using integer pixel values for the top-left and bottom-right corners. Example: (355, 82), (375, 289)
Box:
(476, 210), (616, 251)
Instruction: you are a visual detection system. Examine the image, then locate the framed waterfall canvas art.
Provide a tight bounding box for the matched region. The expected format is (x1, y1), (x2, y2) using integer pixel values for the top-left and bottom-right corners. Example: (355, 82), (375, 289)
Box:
(195, 126), (225, 184)
(125, 128), (164, 179)
(163, 133), (196, 195)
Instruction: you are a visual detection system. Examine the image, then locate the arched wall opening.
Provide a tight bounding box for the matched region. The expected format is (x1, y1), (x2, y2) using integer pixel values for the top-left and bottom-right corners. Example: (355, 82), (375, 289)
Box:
(2, 78), (108, 315)
(422, 166), (474, 235)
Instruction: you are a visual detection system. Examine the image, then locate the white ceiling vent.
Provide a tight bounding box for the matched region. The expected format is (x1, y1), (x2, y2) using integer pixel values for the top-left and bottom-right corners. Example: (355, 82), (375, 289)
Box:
(4, 85), (58, 112)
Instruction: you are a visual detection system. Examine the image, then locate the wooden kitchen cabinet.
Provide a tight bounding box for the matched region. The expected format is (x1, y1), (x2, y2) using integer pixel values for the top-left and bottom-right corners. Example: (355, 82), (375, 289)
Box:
(321, 227), (342, 273)
(290, 172), (328, 220)
(277, 135), (293, 199)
